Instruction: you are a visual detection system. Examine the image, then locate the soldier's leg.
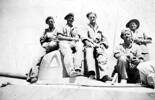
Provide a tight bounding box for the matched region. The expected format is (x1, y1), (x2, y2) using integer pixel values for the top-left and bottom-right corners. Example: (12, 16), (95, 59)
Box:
(95, 47), (109, 80)
(27, 51), (46, 83)
(73, 41), (84, 74)
(85, 47), (96, 78)
(96, 54), (108, 79)
(59, 41), (75, 76)
(116, 56), (129, 83)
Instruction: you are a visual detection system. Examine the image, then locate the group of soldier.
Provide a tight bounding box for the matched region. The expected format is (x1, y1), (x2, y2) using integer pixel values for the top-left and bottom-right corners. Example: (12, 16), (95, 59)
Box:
(27, 12), (155, 88)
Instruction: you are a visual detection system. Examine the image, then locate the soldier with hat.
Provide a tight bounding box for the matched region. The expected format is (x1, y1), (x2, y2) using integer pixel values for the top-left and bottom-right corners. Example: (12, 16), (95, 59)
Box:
(126, 19), (152, 61)
(64, 13), (74, 20)
(126, 19), (140, 30)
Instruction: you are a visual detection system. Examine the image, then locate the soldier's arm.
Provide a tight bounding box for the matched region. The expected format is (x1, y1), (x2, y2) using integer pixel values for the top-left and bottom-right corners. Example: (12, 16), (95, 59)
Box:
(40, 30), (47, 46)
(57, 32), (79, 41)
(57, 27), (79, 41)
(100, 35), (109, 49)
(113, 45), (124, 59)
(134, 33), (152, 44)
(130, 45), (144, 66)
(135, 38), (152, 44)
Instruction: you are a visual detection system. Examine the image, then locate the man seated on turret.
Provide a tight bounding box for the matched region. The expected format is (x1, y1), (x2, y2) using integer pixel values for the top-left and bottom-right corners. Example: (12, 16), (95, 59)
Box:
(58, 13), (84, 77)
(81, 12), (109, 80)
(113, 29), (143, 84)
(27, 16), (59, 83)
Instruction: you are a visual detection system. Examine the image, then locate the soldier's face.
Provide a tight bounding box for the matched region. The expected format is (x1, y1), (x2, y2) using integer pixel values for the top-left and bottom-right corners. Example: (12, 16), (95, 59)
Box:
(88, 14), (96, 23)
(129, 22), (138, 31)
(48, 18), (54, 26)
(123, 31), (133, 42)
(67, 16), (74, 24)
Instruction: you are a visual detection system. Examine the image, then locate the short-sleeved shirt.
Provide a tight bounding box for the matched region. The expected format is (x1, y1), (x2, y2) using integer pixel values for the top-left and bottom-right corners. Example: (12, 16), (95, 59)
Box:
(82, 23), (108, 46)
(62, 24), (78, 38)
(114, 43), (142, 60)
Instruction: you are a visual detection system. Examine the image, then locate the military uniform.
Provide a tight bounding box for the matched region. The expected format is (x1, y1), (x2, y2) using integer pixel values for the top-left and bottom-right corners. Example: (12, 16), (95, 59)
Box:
(40, 28), (59, 53)
(82, 23), (108, 79)
(114, 43), (142, 83)
(27, 28), (59, 83)
(59, 24), (83, 76)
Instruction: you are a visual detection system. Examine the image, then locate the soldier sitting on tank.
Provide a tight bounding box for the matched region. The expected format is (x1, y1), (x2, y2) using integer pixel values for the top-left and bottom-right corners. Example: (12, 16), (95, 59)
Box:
(113, 29), (143, 84)
(82, 12), (109, 80)
(57, 13), (84, 77)
(27, 16), (59, 83)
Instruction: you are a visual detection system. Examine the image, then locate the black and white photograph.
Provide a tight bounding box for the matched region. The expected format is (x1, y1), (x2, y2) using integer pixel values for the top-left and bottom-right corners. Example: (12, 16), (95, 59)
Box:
(0, 0), (155, 100)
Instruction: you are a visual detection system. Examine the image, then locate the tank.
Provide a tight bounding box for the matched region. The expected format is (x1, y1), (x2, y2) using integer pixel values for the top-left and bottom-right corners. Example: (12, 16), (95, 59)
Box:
(0, 50), (155, 100)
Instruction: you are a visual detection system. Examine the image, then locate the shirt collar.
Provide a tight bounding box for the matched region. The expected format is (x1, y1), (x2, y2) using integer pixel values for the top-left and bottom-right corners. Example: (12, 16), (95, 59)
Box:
(88, 23), (99, 32)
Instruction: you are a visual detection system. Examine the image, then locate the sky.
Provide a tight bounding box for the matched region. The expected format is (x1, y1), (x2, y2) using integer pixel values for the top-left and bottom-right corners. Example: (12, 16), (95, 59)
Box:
(0, 0), (155, 75)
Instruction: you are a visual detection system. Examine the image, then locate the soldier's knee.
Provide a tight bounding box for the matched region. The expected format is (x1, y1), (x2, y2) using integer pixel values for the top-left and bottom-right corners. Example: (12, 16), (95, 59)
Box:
(119, 56), (127, 62)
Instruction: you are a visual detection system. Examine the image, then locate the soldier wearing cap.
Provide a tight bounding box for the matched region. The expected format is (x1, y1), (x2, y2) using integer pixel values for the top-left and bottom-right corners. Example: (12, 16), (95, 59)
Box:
(27, 16), (59, 83)
(82, 12), (109, 79)
(58, 13), (84, 77)
(113, 29), (143, 84)
(126, 19), (152, 61)
(40, 16), (59, 53)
